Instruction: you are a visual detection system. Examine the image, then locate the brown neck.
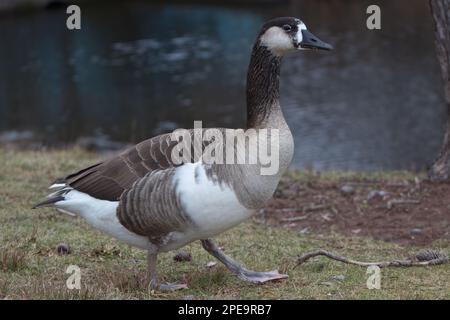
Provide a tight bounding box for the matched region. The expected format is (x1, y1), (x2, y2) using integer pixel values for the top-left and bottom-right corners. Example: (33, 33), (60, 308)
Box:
(246, 42), (283, 128)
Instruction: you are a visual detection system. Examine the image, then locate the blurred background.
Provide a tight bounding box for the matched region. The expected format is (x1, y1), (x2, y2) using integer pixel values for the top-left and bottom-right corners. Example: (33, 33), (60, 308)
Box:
(0, 0), (446, 171)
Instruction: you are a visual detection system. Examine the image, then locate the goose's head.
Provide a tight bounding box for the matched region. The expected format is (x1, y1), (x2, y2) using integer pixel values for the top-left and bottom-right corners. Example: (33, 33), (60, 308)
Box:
(258, 17), (333, 56)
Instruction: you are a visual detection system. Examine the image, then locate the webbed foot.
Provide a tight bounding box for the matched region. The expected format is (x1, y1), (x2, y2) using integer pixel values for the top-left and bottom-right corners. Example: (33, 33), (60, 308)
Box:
(201, 239), (288, 284)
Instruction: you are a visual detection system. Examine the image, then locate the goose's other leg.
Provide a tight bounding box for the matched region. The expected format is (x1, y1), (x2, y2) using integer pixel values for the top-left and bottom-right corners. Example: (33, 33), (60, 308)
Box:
(146, 243), (188, 291)
(200, 239), (288, 284)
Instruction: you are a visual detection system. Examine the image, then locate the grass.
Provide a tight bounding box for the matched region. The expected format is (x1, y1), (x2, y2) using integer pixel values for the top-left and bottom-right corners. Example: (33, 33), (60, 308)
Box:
(0, 148), (449, 299)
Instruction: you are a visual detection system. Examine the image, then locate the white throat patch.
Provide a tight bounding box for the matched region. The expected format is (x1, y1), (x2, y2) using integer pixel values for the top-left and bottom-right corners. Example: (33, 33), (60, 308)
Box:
(260, 26), (294, 56)
(260, 23), (308, 55)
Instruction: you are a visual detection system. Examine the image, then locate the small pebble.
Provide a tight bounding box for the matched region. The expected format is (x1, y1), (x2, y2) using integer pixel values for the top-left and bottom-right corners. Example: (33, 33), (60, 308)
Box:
(367, 190), (388, 201)
(331, 274), (346, 281)
(340, 185), (355, 195)
(206, 261), (217, 268)
(410, 228), (423, 236)
(173, 251), (192, 262)
(56, 243), (71, 255)
(298, 227), (310, 235)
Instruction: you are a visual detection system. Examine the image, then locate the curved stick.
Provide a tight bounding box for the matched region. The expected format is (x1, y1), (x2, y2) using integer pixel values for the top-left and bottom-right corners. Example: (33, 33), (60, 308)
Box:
(294, 249), (448, 269)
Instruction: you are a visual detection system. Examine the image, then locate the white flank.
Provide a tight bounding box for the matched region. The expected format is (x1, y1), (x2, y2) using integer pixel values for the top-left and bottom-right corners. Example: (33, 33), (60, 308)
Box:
(54, 189), (150, 250)
(173, 162), (251, 238)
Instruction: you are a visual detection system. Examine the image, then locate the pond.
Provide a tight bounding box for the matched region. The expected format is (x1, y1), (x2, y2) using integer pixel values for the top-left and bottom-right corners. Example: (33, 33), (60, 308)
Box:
(0, 0), (446, 171)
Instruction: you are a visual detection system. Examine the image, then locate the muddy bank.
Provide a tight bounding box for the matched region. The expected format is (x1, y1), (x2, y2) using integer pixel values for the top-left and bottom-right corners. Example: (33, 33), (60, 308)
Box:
(261, 173), (450, 246)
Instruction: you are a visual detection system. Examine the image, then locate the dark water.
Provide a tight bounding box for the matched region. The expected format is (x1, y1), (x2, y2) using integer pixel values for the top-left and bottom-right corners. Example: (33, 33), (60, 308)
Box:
(0, 0), (446, 171)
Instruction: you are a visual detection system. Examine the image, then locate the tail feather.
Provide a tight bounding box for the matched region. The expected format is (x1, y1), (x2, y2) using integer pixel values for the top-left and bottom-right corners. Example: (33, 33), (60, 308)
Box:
(32, 196), (65, 209)
(32, 187), (72, 209)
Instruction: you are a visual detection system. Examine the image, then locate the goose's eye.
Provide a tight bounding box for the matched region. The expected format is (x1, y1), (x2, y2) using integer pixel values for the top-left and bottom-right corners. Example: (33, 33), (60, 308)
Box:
(282, 24), (292, 32)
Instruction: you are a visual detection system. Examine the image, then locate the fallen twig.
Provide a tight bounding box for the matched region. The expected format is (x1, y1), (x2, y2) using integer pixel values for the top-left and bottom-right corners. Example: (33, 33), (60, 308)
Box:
(304, 204), (332, 212)
(276, 204), (331, 214)
(345, 182), (378, 187)
(294, 249), (448, 269)
(387, 199), (420, 209)
(280, 215), (310, 222)
(277, 208), (303, 213)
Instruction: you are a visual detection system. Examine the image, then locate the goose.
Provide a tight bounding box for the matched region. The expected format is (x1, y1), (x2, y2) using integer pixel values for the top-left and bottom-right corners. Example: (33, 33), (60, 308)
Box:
(34, 17), (332, 291)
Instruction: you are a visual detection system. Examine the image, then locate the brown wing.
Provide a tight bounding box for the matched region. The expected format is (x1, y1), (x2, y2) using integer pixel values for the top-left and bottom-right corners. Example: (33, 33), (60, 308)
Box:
(60, 133), (182, 201)
(59, 129), (220, 201)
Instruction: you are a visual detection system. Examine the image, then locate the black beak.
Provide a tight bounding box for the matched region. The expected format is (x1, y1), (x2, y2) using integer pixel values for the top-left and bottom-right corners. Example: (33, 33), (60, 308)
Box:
(300, 29), (333, 51)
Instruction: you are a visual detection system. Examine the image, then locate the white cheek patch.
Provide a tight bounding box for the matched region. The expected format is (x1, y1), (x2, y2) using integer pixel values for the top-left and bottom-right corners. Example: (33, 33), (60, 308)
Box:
(295, 22), (307, 49)
(260, 26), (294, 56)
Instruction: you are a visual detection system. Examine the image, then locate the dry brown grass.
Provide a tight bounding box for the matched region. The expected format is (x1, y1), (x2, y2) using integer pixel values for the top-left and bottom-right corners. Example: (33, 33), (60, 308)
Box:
(0, 248), (27, 272)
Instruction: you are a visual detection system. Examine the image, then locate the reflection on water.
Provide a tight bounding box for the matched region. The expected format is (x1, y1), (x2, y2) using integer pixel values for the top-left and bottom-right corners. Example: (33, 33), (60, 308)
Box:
(0, 0), (446, 171)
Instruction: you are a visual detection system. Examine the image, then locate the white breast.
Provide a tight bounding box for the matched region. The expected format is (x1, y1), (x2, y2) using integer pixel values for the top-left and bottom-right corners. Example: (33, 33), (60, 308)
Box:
(173, 162), (252, 238)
